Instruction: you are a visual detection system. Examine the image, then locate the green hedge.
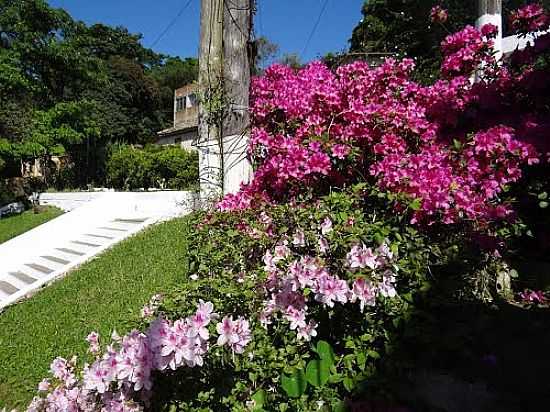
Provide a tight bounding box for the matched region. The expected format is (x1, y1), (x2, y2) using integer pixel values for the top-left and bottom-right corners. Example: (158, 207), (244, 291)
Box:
(106, 144), (198, 191)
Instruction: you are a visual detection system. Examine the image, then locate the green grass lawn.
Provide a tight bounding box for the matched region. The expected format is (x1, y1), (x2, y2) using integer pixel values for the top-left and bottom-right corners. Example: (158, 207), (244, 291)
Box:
(0, 216), (191, 409)
(0, 206), (64, 245)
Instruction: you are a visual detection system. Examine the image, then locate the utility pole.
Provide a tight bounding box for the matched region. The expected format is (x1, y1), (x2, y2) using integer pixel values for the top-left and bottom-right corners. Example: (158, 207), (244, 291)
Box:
(197, 0), (253, 202)
(477, 0), (503, 57)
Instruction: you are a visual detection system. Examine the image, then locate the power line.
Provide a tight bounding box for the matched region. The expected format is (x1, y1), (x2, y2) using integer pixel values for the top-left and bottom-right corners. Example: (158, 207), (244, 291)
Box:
(301, 0), (329, 58)
(150, 0), (195, 48)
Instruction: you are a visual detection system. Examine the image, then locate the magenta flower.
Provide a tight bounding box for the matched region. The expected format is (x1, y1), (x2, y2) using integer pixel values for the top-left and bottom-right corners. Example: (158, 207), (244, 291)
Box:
(519, 289), (547, 304)
(331, 144), (351, 159)
(510, 3), (549, 34)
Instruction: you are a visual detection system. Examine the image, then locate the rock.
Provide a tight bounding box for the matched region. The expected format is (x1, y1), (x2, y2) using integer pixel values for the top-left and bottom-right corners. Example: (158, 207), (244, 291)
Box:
(0, 201), (25, 218)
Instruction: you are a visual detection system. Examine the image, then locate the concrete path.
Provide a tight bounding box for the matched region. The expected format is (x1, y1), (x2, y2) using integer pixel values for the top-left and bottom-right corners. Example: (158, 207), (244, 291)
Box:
(0, 191), (197, 311)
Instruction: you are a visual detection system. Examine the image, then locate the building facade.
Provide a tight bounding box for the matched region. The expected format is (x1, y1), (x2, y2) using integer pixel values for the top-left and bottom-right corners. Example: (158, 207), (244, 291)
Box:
(156, 83), (198, 151)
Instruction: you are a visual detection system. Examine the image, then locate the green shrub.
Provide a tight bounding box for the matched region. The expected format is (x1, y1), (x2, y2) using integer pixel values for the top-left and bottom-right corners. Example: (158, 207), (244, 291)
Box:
(106, 144), (198, 191)
(152, 146), (199, 190)
(146, 185), (439, 411)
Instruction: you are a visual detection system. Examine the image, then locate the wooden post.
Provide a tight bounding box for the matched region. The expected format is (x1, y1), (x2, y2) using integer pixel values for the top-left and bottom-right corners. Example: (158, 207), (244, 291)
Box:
(197, 0), (253, 202)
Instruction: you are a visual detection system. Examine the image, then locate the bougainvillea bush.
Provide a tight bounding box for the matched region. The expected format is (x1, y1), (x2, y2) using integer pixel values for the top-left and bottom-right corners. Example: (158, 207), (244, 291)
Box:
(26, 5), (550, 411)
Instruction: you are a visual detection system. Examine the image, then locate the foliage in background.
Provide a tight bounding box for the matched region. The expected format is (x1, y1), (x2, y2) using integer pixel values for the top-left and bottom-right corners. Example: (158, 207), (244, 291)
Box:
(106, 144), (198, 191)
(0, 0), (198, 187)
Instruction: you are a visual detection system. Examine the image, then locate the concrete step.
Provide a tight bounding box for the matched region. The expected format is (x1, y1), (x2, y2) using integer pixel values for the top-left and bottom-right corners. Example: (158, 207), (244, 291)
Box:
(0, 191), (193, 311)
(24, 263), (54, 276)
(71, 240), (102, 248)
(56, 247), (85, 257)
(0, 280), (19, 297)
(41, 255), (70, 266)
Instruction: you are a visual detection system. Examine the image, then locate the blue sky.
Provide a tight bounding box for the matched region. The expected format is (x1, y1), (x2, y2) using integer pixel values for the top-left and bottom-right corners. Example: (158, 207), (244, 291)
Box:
(47, 0), (365, 62)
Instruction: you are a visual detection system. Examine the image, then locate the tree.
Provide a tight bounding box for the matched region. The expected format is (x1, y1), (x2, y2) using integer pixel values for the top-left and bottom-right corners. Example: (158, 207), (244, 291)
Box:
(0, 0), (198, 187)
(348, 0), (550, 83)
(253, 36), (279, 74)
(148, 57), (199, 126)
(279, 53), (303, 69)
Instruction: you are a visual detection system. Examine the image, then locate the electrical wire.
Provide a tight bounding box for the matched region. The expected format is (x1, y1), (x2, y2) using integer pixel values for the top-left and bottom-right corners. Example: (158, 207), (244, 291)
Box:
(301, 0), (329, 58)
(150, 0), (195, 48)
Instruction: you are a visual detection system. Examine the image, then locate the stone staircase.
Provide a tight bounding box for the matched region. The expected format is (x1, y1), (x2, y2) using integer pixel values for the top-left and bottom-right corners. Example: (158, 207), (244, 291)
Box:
(0, 191), (197, 311)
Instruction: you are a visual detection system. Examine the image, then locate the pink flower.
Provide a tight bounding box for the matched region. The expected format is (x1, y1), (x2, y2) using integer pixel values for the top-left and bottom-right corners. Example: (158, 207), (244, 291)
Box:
(320, 217), (333, 235)
(50, 357), (77, 387)
(216, 316), (252, 354)
(285, 306), (307, 330)
(191, 300), (216, 340)
(351, 278), (377, 311)
(297, 319), (318, 341)
(292, 229), (306, 246)
(37, 379), (50, 392)
(318, 236), (329, 254)
(314, 274), (349, 307)
(378, 271), (398, 298)
(86, 331), (100, 355)
(346, 244), (379, 270)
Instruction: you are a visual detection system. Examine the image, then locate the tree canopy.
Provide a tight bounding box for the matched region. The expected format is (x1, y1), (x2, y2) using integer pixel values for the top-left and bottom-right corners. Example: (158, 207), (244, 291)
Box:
(0, 0), (198, 186)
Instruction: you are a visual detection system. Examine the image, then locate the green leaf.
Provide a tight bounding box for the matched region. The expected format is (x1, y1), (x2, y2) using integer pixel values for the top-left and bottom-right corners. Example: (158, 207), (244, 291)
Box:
(356, 352), (367, 371)
(316, 340), (335, 364)
(409, 198), (422, 211)
(281, 369), (307, 398)
(305, 359), (331, 387)
(538, 192), (548, 200)
(539, 201), (549, 209)
(251, 389), (267, 409)
(343, 377), (355, 392)
(332, 400), (348, 412)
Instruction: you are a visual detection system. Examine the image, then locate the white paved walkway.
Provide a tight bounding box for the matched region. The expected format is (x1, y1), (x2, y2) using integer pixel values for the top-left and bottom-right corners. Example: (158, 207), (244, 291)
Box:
(0, 191), (197, 311)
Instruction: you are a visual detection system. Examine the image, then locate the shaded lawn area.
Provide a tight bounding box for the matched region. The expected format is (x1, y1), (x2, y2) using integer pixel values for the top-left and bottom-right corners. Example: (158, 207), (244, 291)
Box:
(0, 207), (64, 245)
(0, 216), (192, 409)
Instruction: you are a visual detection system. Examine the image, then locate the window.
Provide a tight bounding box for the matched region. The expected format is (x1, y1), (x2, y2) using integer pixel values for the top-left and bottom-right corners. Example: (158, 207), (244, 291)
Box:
(187, 93), (197, 107)
(176, 97), (185, 111)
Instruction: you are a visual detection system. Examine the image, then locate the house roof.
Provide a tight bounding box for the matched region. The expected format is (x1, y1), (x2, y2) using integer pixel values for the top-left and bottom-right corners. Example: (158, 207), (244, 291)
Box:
(157, 122), (197, 138)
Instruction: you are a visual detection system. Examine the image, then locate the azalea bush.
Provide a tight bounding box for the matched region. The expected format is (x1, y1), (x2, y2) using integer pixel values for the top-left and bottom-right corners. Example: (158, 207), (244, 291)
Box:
(28, 186), (453, 411)
(220, 9), (550, 230)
